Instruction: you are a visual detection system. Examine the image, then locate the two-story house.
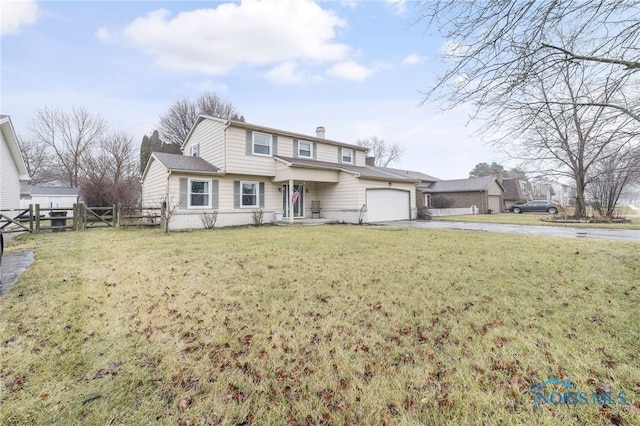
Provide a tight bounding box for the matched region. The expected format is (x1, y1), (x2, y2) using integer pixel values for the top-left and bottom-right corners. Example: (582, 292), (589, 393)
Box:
(141, 115), (421, 229)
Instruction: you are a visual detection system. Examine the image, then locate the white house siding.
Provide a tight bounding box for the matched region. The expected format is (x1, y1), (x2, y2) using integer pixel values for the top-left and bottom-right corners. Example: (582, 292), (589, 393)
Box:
(141, 159), (169, 207)
(225, 127), (278, 176)
(314, 143), (366, 167)
(315, 172), (361, 222)
(184, 119), (226, 169)
(0, 129), (21, 210)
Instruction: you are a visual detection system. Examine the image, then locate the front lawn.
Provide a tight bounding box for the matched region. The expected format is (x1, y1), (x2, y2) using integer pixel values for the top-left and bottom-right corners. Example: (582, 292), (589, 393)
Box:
(1, 227), (638, 425)
(432, 211), (640, 229)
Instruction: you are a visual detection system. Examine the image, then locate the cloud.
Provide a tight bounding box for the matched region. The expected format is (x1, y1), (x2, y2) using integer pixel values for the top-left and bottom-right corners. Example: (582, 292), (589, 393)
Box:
(266, 61), (306, 85)
(327, 60), (375, 81)
(403, 53), (426, 65)
(97, 0), (349, 75)
(1, 0), (38, 36)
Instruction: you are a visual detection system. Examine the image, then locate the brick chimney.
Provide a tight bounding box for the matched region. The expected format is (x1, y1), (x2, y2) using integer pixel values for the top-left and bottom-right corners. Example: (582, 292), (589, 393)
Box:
(489, 170), (503, 184)
(315, 126), (325, 138)
(365, 156), (375, 166)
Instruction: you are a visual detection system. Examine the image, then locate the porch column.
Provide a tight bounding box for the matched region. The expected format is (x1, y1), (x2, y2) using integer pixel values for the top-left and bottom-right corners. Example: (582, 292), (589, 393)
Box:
(289, 179), (294, 223)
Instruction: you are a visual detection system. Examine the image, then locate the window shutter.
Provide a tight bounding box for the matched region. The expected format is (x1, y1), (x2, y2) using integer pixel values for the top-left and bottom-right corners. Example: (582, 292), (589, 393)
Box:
(259, 182), (265, 208)
(234, 180), (240, 208)
(338, 148), (342, 163)
(313, 142), (317, 160)
(352, 151), (356, 165)
(272, 135), (278, 156)
(246, 130), (252, 155)
(293, 139), (298, 158)
(179, 178), (188, 208)
(212, 180), (219, 209)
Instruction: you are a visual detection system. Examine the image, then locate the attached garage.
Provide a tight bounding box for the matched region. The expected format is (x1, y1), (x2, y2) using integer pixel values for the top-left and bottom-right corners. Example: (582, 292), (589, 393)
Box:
(488, 195), (502, 213)
(366, 188), (411, 222)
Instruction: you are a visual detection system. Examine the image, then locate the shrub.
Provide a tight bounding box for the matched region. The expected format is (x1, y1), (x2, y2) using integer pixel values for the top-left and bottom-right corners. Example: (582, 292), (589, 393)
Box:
(431, 194), (455, 209)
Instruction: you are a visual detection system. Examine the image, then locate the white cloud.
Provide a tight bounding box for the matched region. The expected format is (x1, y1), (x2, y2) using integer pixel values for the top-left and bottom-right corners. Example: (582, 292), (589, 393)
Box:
(326, 60), (374, 81)
(1, 0), (38, 36)
(403, 53), (425, 65)
(266, 61), (306, 85)
(97, 0), (349, 75)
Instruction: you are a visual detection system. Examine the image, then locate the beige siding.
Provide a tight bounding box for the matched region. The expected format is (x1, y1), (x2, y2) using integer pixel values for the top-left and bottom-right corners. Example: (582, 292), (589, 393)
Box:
(487, 181), (502, 196)
(0, 130), (21, 210)
(225, 127), (277, 176)
(317, 172), (360, 210)
(315, 143), (339, 163)
(183, 119), (226, 169)
(141, 159), (169, 207)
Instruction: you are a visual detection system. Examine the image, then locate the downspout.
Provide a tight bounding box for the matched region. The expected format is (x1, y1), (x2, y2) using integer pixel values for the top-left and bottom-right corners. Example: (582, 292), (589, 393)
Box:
(223, 120), (231, 173)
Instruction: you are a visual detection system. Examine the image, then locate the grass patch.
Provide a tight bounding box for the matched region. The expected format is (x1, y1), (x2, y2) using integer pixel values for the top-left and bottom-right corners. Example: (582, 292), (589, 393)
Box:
(1, 227), (639, 425)
(433, 211), (640, 229)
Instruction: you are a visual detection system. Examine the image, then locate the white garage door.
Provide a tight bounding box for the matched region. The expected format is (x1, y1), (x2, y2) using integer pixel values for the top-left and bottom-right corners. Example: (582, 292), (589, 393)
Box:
(366, 189), (410, 222)
(488, 196), (501, 213)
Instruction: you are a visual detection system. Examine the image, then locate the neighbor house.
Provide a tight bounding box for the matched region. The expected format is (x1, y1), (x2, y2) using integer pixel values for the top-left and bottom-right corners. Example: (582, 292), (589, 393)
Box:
(419, 176), (504, 214)
(141, 116), (422, 229)
(1, 115), (30, 211)
(503, 178), (545, 208)
(20, 186), (80, 210)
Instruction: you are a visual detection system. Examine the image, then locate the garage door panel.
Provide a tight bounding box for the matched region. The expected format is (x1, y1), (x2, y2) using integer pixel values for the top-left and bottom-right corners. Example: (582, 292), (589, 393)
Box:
(366, 189), (410, 222)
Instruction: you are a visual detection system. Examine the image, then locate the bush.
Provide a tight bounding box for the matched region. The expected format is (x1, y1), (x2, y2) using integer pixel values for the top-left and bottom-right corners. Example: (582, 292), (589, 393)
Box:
(430, 194), (455, 209)
(200, 211), (218, 229)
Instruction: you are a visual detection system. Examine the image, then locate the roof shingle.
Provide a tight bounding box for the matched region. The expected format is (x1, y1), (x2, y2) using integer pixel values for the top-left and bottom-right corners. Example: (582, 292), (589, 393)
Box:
(152, 152), (219, 173)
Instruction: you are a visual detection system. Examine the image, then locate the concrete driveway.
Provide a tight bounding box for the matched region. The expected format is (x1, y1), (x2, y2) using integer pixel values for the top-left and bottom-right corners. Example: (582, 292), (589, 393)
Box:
(387, 220), (640, 242)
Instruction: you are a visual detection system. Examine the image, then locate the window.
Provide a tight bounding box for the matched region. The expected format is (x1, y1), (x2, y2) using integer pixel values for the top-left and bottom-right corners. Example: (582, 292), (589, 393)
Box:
(189, 179), (211, 208)
(190, 144), (200, 157)
(241, 181), (258, 207)
(341, 148), (354, 164)
(298, 141), (312, 158)
(520, 182), (528, 193)
(253, 132), (272, 156)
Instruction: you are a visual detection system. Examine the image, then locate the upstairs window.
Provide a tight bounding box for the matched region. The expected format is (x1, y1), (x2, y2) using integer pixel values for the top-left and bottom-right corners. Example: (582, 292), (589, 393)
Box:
(341, 148), (354, 164)
(190, 144), (200, 157)
(298, 141), (312, 158)
(253, 132), (272, 156)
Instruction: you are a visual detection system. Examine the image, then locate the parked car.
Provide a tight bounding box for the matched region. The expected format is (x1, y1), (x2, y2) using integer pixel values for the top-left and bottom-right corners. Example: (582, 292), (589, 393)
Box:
(510, 200), (562, 214)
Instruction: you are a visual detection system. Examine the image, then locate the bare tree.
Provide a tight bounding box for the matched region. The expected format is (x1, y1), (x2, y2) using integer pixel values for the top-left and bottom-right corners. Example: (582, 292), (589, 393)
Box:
(357, 136), (404, 167)
(587, 145), (640, 217)
(416, 0), (640, 121)
(159, 92), (244, 146)
(17, 135), (56, 185)
(80, 131), (140, 207)
(497, 59), (638, 217)
(29, 106), (107, 187)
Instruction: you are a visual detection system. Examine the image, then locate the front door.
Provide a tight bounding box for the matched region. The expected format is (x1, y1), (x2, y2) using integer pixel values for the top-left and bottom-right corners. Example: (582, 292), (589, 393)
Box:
(282, 184), (304, 218)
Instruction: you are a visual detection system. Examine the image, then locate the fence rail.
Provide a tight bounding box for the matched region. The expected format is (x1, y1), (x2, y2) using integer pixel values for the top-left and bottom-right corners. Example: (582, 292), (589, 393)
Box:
(0, 204), (162, 234)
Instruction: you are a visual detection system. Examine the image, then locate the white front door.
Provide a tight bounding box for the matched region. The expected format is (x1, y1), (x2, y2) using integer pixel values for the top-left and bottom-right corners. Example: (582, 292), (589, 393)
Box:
(282, 184), (304, 218)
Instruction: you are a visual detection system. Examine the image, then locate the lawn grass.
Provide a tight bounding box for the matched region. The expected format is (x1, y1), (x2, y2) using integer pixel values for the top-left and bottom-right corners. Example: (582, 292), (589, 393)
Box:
(432, 210), (640, 229)
(1, 226), (639, 425)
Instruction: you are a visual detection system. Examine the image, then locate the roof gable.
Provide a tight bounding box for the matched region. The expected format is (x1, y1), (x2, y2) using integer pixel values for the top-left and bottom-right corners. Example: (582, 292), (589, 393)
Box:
(1, 115), (30, 180)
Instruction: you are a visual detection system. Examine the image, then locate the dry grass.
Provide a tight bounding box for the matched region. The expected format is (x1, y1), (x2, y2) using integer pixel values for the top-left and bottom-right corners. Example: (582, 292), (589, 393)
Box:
(433, 210), (640, 229)
(1, 226), (639, 425)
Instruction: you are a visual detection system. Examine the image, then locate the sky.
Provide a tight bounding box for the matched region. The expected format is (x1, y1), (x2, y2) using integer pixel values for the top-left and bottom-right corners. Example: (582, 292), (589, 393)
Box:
(1, 0), (506, 180)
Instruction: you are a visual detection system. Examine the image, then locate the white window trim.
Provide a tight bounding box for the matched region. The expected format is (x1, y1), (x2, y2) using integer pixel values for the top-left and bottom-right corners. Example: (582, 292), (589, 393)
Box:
(190, 144), (200, 157)
(252, 132), (272, 157)
(298, 141), (312, 158)
(188, 178), (212, 209)
(341, 148), (354, 164)
(241, 181), (259, 208)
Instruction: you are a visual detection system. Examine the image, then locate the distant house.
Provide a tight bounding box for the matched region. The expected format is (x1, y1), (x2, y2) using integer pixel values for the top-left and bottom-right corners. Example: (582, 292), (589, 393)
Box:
(503, 178), (551, 208)
(0, 115), (30, 211)
(419, 175), (504, 214)
(21, 186), (79, 210)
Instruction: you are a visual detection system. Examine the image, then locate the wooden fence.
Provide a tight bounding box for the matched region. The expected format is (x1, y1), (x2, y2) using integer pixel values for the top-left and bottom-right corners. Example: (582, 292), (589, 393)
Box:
(0, 204), (162, 234)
